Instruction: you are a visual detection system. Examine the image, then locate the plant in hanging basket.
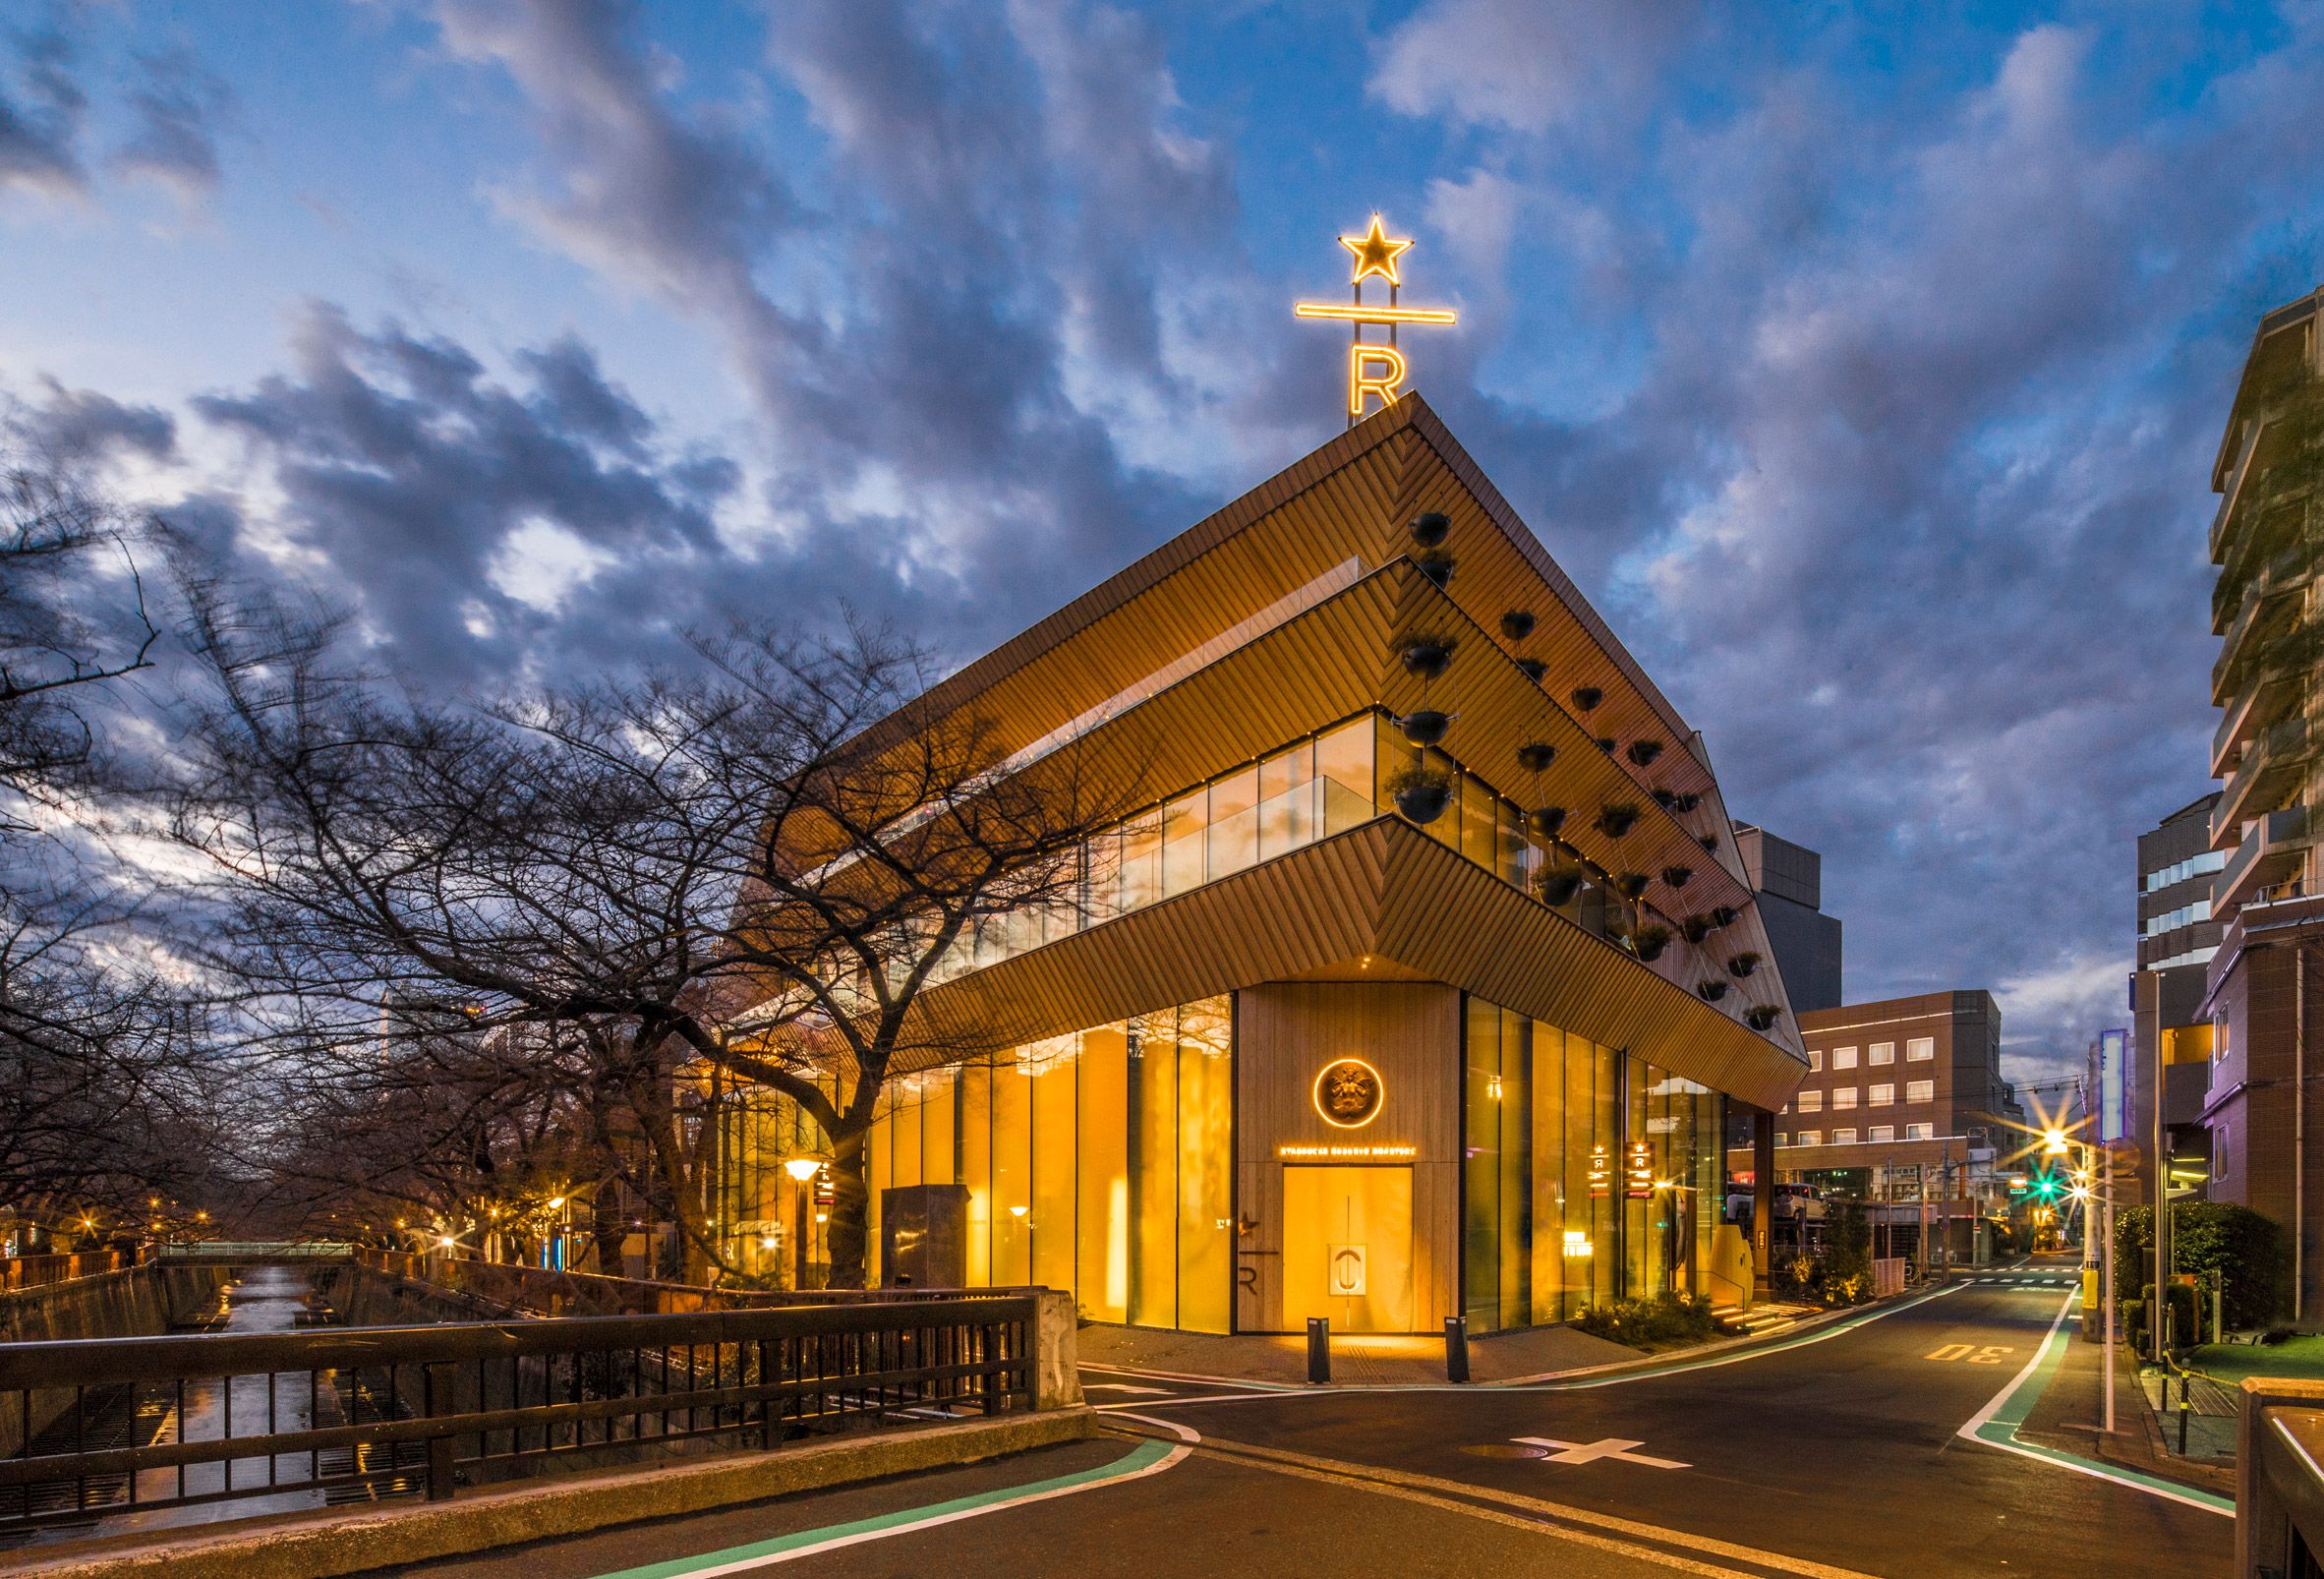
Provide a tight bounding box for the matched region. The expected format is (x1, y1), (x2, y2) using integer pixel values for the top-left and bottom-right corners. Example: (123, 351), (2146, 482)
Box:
(1409, 510), (1451, 548)
(1516, 658), (1548, 683)
(1500, 610), (1538, 641)
(1652, 788), (1679, 808)
(1396, 634), (1456, 679)
(1744, 1004), (1781, 1031)
(1698, 834), (1719, 852)
(1536, 858), (1586, 906)
(1516, 741), (1557, 774)
(1526, 805), (1568, 840)
(1571, 685), (1603, 711)
(1384, 763), (1453, 825)
(1697, 979), (1729, 1002)
(1660, 864), (1693, 889)
(1596, 736), (1617, 753)
(1708, 905), (1738, 928)
(1414, 547), (1456, 589)
(1672, 791), (1702, 813)
(1626, 922), (1672, 963)
(1626, 739), (1663, 767)
(1680, 913), (1714, 944)
(1397, 709), (1453, 747)
(1726, 951), (1762, 978)
(1597, 803), (1640, 838)
(1615, 871), (1651, 900)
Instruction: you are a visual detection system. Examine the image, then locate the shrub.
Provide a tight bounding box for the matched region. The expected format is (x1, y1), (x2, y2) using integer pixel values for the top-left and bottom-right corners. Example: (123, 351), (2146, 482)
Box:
(2113, 1201), (2286, 1329)
(1573, 1291), (1717, 1346)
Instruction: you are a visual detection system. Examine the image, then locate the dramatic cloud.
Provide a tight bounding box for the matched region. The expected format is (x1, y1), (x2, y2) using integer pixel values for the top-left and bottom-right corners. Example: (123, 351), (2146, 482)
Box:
(0, 24), (87, 199)
(1370, 0), (1701, 136)
(112, 45), (235, 203)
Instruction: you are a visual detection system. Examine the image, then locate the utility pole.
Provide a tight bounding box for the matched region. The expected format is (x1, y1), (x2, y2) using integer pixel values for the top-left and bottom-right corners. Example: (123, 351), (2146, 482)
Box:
(2103, 1142), (2117, 1434)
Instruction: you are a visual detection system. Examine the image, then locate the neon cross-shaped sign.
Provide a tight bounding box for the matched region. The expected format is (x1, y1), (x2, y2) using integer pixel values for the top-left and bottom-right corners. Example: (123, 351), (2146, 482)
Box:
(1295, 213), (1459, 425)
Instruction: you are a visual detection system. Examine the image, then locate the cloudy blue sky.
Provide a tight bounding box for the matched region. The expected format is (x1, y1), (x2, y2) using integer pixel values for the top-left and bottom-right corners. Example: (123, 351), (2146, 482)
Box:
(4, 0), (2321, 1089)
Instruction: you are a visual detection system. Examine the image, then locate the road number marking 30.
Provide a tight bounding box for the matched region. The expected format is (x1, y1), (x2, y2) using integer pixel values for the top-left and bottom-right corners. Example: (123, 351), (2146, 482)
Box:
(1926, 1343), (2013, 1364)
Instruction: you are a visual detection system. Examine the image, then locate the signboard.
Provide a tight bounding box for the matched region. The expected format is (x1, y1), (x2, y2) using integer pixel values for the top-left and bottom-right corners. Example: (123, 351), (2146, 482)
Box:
(1625, 1140), (1655, 1199)
(1888, 1163), (1922, 1203)
(1327, 1244), (1366, 1297)
(2099, 1027), (2128, 1144)
(1276, 1143), (1417, 1162)
(1313, 1058), (1384, 1129)
(1588, 1143), (1611, 1199)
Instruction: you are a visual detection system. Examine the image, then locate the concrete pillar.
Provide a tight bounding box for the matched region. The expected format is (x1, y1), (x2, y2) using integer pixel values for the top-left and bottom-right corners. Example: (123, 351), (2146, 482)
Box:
(1753, 1109), (1775, 1298)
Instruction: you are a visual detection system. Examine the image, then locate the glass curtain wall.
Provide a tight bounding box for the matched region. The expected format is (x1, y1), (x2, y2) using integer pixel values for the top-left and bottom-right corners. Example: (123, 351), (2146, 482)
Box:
(714, 1084), (830, 1288)
(931, 709), (1630, 989)
(864, 997), (1232, 1332)
(1462, 996), (1714, 1331)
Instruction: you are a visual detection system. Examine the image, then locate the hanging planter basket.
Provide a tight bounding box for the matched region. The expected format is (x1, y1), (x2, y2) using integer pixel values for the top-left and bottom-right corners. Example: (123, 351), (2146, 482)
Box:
(1680, 914), (1714, 944)
(1727, 952), (1763, 978)
(1516, 741), (1557, 774)
(1745, 1005), (1781, 1031)
(1697, 979), (1729, 1002)
(1615, 871), (1651, 901)
(1397, 635), (1456, 680)
(1698, 834), (1719, 852)
(1500, 610), (1538, 641)
(1385, 764), (1453, 825)
(1595, 736), (1617, 754)
(1672, 791), (1702, 814)
(1660, 864), (1694, 889)
(1571, 685), (1603, 712)
(1626, 922), (1673, 964)
(1652, 788), (1680, 809)
(1527, 805), (1568, 840)
(1626, 739), (1663, 767)
(1596, 803), (1640, 839)
(1414, 547), (1456, 589)
(1397, 709), (1454, 747)
(1536, 861), (1586, 907)
(1409, 510), (1450, 548)
(1516, 658), (1548, 683)
(1709, 905), (1738, 929)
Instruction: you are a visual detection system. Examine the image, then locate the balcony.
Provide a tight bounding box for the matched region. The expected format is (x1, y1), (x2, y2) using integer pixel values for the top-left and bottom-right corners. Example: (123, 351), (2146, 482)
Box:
(2214, 671), (2295, 779)
(2210, 556), (2312, 706)
(2209, 418), (2263, 564)
(2212, 714), (2313, 848)
(2214, 804), (2314, 916)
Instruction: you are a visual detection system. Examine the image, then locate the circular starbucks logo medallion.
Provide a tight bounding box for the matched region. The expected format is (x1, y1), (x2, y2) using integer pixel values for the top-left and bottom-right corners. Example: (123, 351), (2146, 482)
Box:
(1313, 1058), (1384, 1129)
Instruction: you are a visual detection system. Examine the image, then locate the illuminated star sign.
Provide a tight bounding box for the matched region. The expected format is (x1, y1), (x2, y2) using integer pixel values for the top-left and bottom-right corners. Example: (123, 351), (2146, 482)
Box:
(1296, 213), (1458, 423)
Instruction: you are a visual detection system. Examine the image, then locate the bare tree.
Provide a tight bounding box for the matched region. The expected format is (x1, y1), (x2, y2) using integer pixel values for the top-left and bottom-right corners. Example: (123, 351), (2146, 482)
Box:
(166, 590), (1134, 1286)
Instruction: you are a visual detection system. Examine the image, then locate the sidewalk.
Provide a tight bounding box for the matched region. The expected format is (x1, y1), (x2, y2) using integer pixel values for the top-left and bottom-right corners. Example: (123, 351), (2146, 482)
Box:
(1077, 1319), (1640, 1385)
(2011, 1321), (2236, 1500)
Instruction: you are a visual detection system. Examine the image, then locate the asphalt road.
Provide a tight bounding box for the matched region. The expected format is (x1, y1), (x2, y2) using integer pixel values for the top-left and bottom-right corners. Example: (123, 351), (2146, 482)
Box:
(399, 1259), (2230, 1579)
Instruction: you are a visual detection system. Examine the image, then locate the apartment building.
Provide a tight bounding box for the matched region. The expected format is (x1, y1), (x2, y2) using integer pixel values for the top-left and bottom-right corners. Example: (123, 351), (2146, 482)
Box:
(2131, 793), (2224, 1211)
(2200, 284), (2324, 1318)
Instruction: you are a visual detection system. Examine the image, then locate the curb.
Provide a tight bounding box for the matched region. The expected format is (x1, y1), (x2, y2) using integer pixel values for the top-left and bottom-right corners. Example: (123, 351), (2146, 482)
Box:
(11, 1408), (1096, 1579)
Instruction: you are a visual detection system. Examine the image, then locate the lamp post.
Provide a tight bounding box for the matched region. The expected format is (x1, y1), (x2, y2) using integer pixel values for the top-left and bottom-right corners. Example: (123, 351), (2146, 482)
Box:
(784, 1158), (821, 1291)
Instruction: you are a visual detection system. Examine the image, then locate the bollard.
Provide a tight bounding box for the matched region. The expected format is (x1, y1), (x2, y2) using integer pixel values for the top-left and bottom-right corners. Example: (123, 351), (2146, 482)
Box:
(1307, 1316), (1331, 1384)
(1445, 1316), (1470, 1383)
(2179, 1386), (2191, 1456)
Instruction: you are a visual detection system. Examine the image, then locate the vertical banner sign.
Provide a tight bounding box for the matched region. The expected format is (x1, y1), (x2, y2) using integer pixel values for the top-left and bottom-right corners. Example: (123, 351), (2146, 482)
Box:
(2099, 1027), (2128, 1144)
(1625, 1140), (1655, 1199)
(1588, 1143), (1611, 1199)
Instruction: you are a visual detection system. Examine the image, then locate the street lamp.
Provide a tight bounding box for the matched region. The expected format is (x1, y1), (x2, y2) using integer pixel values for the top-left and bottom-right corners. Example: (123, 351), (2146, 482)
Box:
(784, 1158), (821, 1291)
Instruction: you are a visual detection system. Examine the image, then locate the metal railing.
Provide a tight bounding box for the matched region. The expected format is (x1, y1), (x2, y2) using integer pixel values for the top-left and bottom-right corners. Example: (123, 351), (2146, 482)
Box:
(0, 1251), (134, 1293)
(0, 1295), (1037, 1535)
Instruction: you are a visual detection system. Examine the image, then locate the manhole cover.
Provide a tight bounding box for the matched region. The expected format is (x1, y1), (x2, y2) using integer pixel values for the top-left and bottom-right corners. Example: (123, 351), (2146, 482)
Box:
(1462, 1443), (1547, 1459)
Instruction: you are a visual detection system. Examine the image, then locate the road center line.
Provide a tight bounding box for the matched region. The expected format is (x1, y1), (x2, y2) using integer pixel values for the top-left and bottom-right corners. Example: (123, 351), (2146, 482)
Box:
(1955, 1291), (2234, 1518)
(583, 1432), (1191, 1579)
(1122, 1426), (1879, 1579)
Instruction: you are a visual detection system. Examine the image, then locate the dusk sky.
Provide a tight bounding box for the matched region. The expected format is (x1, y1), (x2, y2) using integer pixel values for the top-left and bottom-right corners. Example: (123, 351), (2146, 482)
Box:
(6, 0), (2323, 1092)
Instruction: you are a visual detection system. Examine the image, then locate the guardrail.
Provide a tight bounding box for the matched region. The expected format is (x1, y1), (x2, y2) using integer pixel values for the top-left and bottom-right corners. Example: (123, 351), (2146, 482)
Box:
(0, 1295), (1038, 1534)
(2237, 1376), (2324, 1576)
(154, 1242), (355, 1261)
(0, 1251), (135, 1292)
(354, 1248), (1049, 1318)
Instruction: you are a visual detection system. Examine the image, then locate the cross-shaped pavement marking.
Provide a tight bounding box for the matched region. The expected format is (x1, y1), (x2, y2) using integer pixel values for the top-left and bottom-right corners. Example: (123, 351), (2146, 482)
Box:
(1512, 1435), (1691, 1469)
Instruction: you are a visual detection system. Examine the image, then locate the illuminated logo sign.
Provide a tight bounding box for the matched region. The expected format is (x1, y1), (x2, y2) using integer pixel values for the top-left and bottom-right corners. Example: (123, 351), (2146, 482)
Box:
(1562, 1230), (1594, 1259)
(1625, 1140), (1655, 1199)
(1328, 1244), (1367, 1297)
(1313, 1058), (1384, 1129)
(2099, 1027), (2127, 1144)
(1295, 214), (1458, 424)
(1588, 1143), (1611, 1199)
(1277, 1143), (1417, 1161)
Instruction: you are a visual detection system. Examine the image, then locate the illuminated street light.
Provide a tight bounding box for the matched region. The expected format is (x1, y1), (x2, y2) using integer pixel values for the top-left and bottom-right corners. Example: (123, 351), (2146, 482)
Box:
(2043, 1129), (2070, 1155)
(783, 1158), (821, 1183)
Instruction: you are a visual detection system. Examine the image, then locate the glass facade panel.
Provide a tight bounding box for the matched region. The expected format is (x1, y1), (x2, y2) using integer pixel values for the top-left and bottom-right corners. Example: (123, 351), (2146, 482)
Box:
(1120, 809), (1162, 913)
(1317, 718), (1374, 835)
(1161, 791), (1208, 898)
(1529, 1022), (1568, 1324)
(1258, 740), (1316, 858)
(864, 999), (1232, 1330)
(1207, 767), (1260, 880)
(1464, 997), (1502, 1330)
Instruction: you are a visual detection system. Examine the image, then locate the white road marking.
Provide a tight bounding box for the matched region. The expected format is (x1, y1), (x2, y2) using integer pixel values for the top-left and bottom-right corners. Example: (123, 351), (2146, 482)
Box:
(1514, 1435), (1691, 1469)
(1082, 1383), (1174, 1395)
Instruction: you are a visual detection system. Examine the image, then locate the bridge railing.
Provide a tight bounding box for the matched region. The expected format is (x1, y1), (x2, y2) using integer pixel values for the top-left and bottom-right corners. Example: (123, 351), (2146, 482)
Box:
(0, 1250), (135, 1292)
(153, 1242), (355, 1261)
(0, 1294), (1040, 1536)
(354, 1248), (1048, 1317)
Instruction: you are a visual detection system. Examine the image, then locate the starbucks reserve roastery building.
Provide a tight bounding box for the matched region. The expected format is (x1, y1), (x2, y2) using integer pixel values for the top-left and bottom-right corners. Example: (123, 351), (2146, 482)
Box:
(720, 395), (1808, 1336)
